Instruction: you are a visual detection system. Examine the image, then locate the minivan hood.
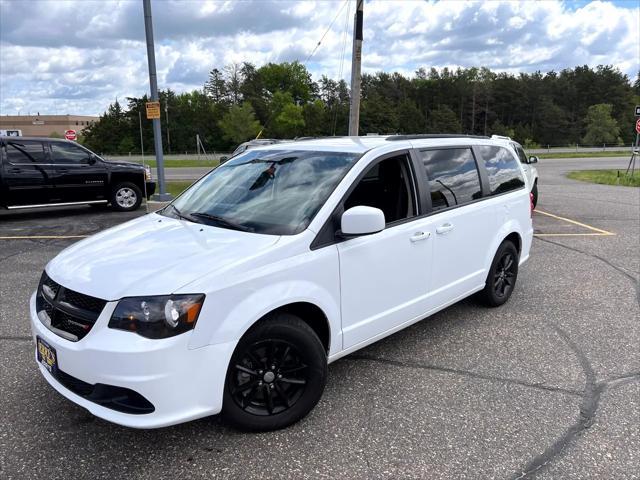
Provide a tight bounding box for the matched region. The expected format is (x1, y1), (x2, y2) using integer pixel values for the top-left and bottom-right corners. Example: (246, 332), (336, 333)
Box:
(46, 213), (280, 300)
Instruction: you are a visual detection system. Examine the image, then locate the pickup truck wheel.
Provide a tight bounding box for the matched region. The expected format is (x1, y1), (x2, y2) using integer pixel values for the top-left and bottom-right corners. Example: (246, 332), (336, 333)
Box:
(532, 182), (538, 209)
(111, 182), (142, 211)
(222, 313), (327, 431)
(479, 240), (519, 307)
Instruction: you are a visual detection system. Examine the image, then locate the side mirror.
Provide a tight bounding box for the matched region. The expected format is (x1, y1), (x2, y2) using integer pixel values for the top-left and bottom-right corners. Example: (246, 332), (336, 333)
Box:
(528, 156), (539, 164)
(87, 155), (97, 165)
(340, 206), (385, 237)
(219, 156), (228, 164)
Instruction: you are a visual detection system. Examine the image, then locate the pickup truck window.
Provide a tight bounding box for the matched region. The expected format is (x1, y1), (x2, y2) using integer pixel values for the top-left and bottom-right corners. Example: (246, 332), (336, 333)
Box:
(51, 142), (92, 164)
(6, 140), (47, 164)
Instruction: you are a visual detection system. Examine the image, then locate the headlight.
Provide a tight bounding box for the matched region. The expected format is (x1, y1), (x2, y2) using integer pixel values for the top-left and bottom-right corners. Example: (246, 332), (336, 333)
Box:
(108, 294), (205, 339)
(144, 165), (152, 181)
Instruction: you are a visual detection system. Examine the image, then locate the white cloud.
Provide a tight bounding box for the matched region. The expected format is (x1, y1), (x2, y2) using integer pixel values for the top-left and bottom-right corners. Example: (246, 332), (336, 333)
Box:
(0, 0), (637, 116)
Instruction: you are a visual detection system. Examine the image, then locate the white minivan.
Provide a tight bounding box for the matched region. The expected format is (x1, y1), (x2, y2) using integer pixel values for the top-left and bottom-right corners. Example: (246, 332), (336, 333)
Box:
(30, 135), (534, 431)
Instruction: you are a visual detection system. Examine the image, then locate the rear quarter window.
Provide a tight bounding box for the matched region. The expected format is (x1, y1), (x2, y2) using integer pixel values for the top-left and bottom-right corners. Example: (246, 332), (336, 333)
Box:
(476, 146), (525, 195)
(419, 148), (482, 211)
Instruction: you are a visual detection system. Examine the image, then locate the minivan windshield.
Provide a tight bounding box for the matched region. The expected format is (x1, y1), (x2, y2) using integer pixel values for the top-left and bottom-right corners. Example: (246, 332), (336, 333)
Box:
(162, 149), (360, 235)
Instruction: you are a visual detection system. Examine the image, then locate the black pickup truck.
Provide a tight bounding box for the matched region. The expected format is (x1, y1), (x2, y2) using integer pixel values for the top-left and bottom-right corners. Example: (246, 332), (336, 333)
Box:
(0, 136), (155, 211)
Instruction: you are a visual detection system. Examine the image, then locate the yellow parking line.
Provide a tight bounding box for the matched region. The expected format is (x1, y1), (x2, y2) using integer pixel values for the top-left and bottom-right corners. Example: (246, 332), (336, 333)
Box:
(534, 233), (614, 237)
(535, 209), (615, 236)
(0, 235), (89, 240)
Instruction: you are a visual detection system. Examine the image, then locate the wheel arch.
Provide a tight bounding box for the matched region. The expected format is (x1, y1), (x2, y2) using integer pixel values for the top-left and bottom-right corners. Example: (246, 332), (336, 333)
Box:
(504, 231), (522, 256)
(189, 279), (340, 356)
(250, 302), (331, 355)
(484, 222), (524, 273)
(110, 172), (145, 193)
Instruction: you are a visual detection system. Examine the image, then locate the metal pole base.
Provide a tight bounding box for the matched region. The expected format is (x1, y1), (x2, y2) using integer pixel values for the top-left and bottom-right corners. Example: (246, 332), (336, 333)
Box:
(151, 193), (173, 202)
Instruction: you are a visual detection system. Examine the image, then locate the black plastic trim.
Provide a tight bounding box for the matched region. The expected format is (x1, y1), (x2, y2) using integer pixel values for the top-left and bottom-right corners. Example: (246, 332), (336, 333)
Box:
(387, 134), (490, 141)
(52, 369), (155, 414)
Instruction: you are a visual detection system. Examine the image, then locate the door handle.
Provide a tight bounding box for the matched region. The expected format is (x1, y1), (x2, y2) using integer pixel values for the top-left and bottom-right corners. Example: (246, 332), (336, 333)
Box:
(436, 223), (454, 235)
(410, 231), (430, 242)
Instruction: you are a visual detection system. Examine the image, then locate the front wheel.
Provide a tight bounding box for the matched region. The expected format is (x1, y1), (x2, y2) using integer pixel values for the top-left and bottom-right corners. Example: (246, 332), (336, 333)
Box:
(111, 182), (142, 212)
(531, 182), (538, 209)
(478, 240), (519, 307)
(222, 313), (327, 431)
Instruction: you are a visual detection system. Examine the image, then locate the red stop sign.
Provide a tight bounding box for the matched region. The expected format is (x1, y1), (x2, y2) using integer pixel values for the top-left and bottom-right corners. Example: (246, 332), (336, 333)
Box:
(636, 119), (640, 134)
(64, 129), (77, 141)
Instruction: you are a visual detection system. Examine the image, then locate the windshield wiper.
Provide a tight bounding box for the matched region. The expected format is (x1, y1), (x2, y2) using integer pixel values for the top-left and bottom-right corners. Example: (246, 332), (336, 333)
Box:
(165, 203), (191, 221)
(189, 212), (254, 232)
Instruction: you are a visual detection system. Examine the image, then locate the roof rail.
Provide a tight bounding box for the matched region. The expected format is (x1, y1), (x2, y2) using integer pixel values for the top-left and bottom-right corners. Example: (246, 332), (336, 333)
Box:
(386, 134), (490, 141)
(490, 134), (512, 141)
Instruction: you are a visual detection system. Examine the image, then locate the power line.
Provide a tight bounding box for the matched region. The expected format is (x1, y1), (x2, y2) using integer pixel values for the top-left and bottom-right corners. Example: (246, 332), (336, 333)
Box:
(304, 0), (350, 66)
(332, 0), (351, 135)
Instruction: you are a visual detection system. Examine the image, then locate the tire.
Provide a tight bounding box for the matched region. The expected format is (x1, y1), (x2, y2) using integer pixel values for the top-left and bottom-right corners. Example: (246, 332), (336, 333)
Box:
(222, 313), (327, 431)
(478, 240), (519, 307)
(531, 182), (538, 209)
(111, 182), (142, 212)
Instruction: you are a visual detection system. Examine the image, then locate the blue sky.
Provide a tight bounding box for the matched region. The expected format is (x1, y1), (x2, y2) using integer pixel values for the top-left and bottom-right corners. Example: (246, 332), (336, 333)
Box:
(0, 0), (638, 116)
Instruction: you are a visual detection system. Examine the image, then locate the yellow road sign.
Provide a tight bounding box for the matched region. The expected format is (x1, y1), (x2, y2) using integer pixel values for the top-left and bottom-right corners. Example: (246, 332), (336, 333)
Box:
(146, 101), (161, 119)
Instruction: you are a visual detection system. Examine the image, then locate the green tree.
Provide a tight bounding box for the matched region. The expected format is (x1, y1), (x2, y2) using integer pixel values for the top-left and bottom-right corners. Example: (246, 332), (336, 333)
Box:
(428, 105), (461, 133)
(218, 102), (262, 144)
(82, 64), (637, 153)
(268, 91), (305, 138)
(582, 103), (622, 145)
(204, 68), (226, 103)
(259, 61), (315, 104)
(303, 100), (327, 136)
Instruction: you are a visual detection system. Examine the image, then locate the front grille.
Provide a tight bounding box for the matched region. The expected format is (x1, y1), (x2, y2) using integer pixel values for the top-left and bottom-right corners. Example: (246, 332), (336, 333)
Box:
(59, 288), (106, 314)
(36, 272), (106, 341)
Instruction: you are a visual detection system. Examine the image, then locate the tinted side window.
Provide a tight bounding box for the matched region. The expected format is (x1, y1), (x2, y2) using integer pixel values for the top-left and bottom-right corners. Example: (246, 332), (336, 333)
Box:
(513, 144), (528, 164)
(477, 146), (525, 195)
(5, 140), (47, 164)
(344, 155), (416, 224)
(51, 142), (91, 164)
(420, 148), (482, 211)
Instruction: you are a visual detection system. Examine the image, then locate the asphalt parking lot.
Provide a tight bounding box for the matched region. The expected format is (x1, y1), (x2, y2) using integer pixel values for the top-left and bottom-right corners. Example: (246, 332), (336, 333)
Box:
(0, 157), (638, 479)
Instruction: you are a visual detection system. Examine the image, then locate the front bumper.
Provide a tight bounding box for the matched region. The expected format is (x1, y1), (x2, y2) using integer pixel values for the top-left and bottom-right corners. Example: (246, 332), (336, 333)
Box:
(145, 181), (156, 199)
(29, 292), (235, 428)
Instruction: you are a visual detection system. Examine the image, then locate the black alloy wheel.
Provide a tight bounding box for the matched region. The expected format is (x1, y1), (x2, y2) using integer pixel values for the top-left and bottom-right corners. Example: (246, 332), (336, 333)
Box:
(479, 240), (519, 307)
(493, 250), (516, 299)
(222, 313), (327, 431)
(229, 339), (308, 416)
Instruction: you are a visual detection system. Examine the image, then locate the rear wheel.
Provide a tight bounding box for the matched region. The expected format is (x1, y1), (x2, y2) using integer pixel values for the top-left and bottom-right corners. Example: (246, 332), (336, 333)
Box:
(222, 313), (327, 431)
(479, 240), (519, 307)
(111, 182), (142, 211)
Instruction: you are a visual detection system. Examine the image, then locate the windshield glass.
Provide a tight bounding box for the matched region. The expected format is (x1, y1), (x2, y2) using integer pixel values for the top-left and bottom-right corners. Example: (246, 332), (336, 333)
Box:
(163, 149), (360, 235)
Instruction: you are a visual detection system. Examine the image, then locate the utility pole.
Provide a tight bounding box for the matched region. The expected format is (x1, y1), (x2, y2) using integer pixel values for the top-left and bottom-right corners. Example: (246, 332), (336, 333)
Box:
(143, 0), (171, 200)
(348, 0), (363, 136)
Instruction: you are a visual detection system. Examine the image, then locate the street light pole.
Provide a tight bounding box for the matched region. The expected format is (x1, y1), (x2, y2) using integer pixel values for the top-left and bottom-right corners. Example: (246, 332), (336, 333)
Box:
(143, 0), (171, 200)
